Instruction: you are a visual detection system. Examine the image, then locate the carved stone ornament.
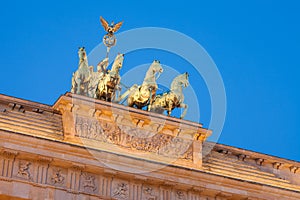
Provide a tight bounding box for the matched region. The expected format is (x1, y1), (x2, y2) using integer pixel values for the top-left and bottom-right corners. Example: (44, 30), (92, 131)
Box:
(1, 149), (18, 158)
(75, 116), (121, 143)
(159, 137), (191, 158)
(118, 124), (157, 138)
(82, 173), (96, 192)
(113, 182), (129, 199)
(175, 190), (185, 200)
(17, 161), (31, 180)
(51, 169), (65, 185)
(182, 145), (193, 160)
(74, 115), (193, 160)
(143, 186), (157, 200)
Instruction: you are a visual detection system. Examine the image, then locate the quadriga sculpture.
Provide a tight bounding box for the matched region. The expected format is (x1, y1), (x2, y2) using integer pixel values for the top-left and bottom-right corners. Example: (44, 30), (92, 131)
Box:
(150, 72), (189, 119)
(118, 60), (163, 110)
(71, 47), (91, 95)
(96, 53), (124, 102)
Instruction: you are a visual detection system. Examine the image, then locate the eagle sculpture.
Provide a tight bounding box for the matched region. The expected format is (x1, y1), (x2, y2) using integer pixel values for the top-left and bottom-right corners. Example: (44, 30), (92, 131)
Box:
(100, 16), (123, 36)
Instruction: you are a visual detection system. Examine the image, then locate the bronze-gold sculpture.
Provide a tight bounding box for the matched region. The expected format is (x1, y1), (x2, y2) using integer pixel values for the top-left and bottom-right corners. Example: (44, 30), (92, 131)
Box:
(71, 47), (91, 96)
(96, 53), (124, 102)
(149, 73), (189, 119)
(100, 16), (123, 37)
(100, 16), (123, 58)
(117, 60), (163, 110)
(70, 17), (190, 119)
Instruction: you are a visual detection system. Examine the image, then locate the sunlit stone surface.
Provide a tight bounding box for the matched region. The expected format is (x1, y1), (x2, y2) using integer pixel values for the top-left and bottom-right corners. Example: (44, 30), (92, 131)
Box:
(0, 93), (299, 200)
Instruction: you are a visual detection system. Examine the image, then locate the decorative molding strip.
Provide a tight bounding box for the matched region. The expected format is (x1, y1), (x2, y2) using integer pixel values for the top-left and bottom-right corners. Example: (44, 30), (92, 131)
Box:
(71, 163), (86, 171)
(0, 149), (19, 158)
(37, 156), (53, 164)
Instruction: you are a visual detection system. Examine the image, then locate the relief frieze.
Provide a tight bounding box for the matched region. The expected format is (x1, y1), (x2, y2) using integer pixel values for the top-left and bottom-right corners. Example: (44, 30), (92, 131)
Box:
(74, 115), (193, 160)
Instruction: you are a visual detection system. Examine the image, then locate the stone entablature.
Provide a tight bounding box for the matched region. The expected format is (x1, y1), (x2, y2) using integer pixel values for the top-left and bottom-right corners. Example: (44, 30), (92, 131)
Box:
(203, 143), (300, 188)
(209, 143), (300, 171)
(1, 93), (300, 199)
(1, 130), (300, 200)
(52, 93), (211, 169)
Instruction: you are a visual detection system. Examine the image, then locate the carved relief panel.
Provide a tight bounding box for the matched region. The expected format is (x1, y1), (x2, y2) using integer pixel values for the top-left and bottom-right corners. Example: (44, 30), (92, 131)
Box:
(175, 190), (187, 200)
(142, 185), (159, 200)
(14, 160), (33, 181)
(80, 172), (98, 194)
(112, 179), (130, 200)
(48, 167), (67, 187)
(74, 115), (193, 160)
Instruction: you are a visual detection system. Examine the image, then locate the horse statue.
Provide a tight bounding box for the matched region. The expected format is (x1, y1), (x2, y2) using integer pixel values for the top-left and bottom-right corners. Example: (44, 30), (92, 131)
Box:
(71, 47), (92, 95)
(120, 60), (163, 110)
(150, 72), (189, 119)
(87, 57), (109, 98)
(96, 53), (124, 101)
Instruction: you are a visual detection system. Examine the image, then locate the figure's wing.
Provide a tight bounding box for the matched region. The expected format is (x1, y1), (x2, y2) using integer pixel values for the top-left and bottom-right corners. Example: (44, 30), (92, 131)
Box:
(100, 16), (109, 32)
(113, 21), (123, 33)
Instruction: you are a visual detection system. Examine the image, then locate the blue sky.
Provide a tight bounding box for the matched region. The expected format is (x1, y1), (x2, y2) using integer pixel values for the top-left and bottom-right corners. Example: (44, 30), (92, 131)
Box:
(0, 1), (299, 161)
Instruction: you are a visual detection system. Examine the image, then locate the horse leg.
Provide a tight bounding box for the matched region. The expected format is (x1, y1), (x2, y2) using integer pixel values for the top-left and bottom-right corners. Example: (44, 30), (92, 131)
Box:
(128, 96), (134, 107)
(114, 87), (121, 103)
(147, 88), (156, 111)
(180, 103), (188, 119)
(167, 110), (171, 116)
(71, 75), (76, 93)
(96, 84), (100, 99)
(84, 82), (88, 96)
(106, 88), (110, 101)
(105, 86), (108, 101)
(76, 79), (81, 94)
(167, 101), (173, 116)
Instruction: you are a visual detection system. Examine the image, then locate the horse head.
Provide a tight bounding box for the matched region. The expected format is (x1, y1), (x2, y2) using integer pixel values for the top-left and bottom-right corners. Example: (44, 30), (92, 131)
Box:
(144, 60), (163, 84)
(78, 47), (87, 63)
(150, 60), (163, 75)
(171, 72), (189, 91)
(182, 72), (189, 87)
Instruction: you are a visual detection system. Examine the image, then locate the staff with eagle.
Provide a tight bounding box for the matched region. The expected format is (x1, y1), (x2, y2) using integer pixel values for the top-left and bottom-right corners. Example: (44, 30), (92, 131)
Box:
(100, 16), (123, 58)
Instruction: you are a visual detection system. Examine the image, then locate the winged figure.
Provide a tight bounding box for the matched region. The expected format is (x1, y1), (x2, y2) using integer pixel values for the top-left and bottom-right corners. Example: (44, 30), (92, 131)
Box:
(100, 16), (123, 36)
